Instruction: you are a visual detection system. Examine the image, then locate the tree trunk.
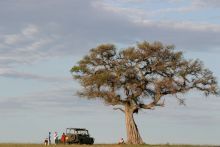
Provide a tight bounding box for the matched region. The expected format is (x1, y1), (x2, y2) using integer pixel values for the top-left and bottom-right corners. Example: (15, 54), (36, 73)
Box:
(125, 105), (144, 144)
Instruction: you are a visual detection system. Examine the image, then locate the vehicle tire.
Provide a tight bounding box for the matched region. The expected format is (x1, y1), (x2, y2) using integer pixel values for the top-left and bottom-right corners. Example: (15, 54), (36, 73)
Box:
(90, 138), (94, 145)
(71, 134), (76, 141)
(79, 139), (83, 144)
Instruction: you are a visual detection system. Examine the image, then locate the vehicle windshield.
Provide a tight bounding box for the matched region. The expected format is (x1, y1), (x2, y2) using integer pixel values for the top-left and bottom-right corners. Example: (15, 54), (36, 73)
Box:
(66, 129), (88, 135)
(76, 130), (88, 135)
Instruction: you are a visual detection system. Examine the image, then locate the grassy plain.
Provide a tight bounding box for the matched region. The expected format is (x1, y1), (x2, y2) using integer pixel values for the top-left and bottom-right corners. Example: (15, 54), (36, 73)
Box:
(0, 144), (218, 147)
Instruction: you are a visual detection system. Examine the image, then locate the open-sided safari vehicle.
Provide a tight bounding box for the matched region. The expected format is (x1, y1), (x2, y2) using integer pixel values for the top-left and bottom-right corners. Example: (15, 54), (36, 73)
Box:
(65, 128), (94, 145)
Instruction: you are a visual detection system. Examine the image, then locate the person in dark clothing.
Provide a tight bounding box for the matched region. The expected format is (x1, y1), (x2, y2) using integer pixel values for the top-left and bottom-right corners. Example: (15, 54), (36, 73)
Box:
(44, 138), (48, 145)
(48, 132), (51, 145)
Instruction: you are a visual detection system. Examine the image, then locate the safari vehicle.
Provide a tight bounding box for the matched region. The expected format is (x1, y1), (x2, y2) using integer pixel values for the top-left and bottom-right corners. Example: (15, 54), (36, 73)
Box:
(65, 128), (94, 145)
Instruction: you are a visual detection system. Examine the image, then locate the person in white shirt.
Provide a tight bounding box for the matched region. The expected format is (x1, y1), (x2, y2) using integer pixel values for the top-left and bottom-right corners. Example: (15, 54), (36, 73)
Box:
(54, 132), (58, 145)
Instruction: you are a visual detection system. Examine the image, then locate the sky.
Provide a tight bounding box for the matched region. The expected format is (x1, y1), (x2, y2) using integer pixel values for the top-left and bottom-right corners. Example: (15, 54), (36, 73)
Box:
(0, 0), (220, 145)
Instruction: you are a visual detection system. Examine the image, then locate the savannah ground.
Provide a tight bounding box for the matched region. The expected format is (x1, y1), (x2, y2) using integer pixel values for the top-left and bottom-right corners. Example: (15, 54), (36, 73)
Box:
(0, 144), (218, 147)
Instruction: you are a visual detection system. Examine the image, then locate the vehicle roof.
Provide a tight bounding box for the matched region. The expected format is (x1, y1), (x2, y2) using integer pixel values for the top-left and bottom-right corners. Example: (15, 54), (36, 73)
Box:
(66, 128), (88, 131)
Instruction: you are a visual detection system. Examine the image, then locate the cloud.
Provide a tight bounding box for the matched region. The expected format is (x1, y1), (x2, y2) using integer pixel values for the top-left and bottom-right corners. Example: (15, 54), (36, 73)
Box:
(0, 25), (41, 63)
(1, 0), (220, 55)
(192, 0), (220, 8)
(0, 0), (220, 83)
(92, 1), (220, 51)
(97, 0), (220, 31)
(157, 0), (220, 13)
(3, 24), (39, 45)
(0, 0), (219, 85)
(94, 0), (194, 20)
(137, 19), (220, 32)
(0, 69), (71, 82)
(4, 34), (22, 45)
(21, 24), (39, 36)
(0, 99), (30, 112)
(0, 29), (71, 83)
(0, 24), (69, 69)
(0, 87), (109, 117)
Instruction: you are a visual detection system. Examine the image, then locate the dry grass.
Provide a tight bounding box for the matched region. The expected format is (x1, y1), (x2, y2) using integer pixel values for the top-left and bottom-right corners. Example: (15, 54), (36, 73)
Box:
(0, 144), (218, 147)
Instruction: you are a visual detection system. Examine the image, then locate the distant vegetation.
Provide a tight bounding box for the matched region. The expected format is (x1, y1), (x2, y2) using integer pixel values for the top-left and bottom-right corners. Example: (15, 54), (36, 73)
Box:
(0, 144), (218, 147)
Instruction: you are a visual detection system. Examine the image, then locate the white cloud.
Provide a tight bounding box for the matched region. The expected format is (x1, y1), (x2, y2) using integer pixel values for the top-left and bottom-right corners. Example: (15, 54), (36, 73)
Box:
(18, 38), (52, 52)
(0, 24), (73, 82)
(4, 34), (21, 45)
(151, 5), (196, 14)
(92, 1), (149, 21)
(0, 69), (71, 82)
(0, 0), (219, 78)
(89, 0), (220, 52)
(137, 19), (220, 32)
(0, 24), (63, 67)
(95, 0), (220, 33)
(0, 86), (106, 116)
(21, 24), (39, 36)
(0, 1), (220, 71)
(3, 25), (39, 45)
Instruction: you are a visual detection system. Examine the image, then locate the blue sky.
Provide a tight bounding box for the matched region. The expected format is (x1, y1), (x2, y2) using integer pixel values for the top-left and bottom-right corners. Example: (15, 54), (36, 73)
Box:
(0, 0), (220, 145)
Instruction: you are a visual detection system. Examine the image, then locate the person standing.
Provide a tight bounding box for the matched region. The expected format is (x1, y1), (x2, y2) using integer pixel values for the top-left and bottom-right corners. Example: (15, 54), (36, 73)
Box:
(118, 137), (124, 144)
(61, 132), (66, 144)
(48, 132), (51, 145)
(54, 132), (58, 145)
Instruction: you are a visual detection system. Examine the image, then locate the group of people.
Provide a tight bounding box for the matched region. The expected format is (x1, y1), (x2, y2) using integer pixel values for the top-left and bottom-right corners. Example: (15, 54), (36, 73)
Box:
(44, 131), (124, 145)
(44, 132), (66, 145)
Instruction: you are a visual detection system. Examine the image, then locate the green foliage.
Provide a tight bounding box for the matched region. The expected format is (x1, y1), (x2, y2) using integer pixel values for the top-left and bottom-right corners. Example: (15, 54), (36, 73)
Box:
(71, 66), (81, 72)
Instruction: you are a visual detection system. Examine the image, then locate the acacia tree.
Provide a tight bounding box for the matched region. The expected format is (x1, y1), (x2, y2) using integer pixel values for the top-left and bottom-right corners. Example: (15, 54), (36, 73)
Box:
(71, 41), (219, 144)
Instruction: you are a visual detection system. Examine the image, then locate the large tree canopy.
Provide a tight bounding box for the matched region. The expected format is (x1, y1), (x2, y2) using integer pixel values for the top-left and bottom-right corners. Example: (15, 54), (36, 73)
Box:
(71, 41), (219, 144)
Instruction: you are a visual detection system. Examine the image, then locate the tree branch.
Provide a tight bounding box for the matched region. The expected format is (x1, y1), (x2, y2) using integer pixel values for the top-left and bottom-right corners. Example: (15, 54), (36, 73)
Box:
(139, 96), (165, 109)
(113, 107), (125, 113)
